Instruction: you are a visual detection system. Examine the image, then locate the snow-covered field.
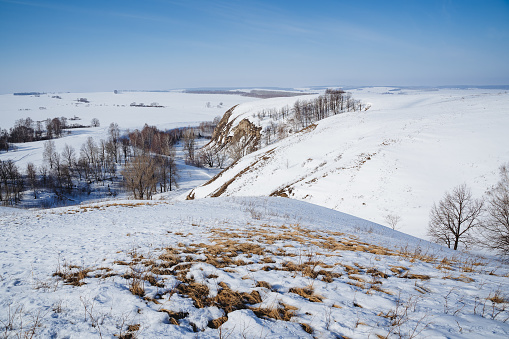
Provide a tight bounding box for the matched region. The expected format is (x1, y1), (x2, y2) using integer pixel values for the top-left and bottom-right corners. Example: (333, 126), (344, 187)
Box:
(1, 197), (508, 338)
(0, 91), (256, 167)
(1, 88), (509, 338)
(188, 87), (509, 239)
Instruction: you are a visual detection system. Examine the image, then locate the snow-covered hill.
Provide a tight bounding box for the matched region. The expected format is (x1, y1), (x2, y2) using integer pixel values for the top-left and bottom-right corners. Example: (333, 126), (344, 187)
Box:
(187, 87), (509, 239)
(1, 88), (509, 338)
(1, 197), (508, 338)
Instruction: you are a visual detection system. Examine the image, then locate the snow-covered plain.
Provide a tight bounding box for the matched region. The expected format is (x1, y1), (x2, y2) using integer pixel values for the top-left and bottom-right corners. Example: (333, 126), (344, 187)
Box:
(188, 87), (509, 239)
(0, 91), (256, 167)
(1, 197), (508, 338)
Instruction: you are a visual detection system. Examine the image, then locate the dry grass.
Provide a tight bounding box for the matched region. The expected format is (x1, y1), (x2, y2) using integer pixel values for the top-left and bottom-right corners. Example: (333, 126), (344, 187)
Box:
(251, 303), (296, 321)
(53, 264), (92, 286)
(488, 291), (507, 304)
(400, 272), (431, 280)
(443, 274), (474, 283)
(256, 281), (272, 289)
(158, 309), (189, 325)
(208, 316), (228, 329)
(128, 272), (145, 297)
(300, 323), (313, 334)
(289, 286), (323, 302)
(55, 220), (496, 336)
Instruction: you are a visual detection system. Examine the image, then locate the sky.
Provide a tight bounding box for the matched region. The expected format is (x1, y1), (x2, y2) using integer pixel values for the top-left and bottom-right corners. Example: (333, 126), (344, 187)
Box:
(0, 0), (508, 93)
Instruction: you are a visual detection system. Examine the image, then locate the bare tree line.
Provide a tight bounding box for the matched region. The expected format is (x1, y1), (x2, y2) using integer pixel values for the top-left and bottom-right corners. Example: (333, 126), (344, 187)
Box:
(257, 89), (369, 146)
(1, 115), (223, 205)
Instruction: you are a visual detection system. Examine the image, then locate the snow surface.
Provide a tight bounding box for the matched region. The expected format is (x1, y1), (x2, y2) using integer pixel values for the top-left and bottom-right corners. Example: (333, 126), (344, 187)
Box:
(187, 87), (509, 239)
(1, 197), (508, 338)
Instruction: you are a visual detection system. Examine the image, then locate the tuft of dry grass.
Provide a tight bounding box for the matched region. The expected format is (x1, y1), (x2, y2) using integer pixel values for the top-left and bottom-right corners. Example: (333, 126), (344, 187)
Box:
(300, 323), (313, 334)
(208, 316), (228, 329)
(488, 291), (507, 304)
(289, 286), (323, 302)
(251, 303), (296, 321)
(400, 272), (431, 280)
(53, 264), (92, 286)
(256, 281), (272, 289)
(367, 268), (388, 279)
(158, 309), (189, 326)
(176, 281), (210, 308)
(443, 274), (474, 283)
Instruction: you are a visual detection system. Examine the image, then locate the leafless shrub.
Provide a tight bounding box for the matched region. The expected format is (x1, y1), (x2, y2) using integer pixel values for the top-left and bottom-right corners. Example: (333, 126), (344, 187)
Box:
(80, 295), (105, 338)
(384, 214), (401, 230)
(377, 294), (431, 338)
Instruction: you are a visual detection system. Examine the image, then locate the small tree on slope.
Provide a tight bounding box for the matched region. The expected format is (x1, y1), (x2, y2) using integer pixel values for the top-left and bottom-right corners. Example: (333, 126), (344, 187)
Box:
(427, 183), (484, 250)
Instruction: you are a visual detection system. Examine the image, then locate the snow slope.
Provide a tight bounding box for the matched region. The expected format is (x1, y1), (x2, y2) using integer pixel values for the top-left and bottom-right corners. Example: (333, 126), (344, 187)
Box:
(187, 87), (509, 239)
(1, 197), (508, 338)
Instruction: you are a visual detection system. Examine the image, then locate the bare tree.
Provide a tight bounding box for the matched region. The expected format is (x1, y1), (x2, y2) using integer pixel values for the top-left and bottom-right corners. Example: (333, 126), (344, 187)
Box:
(121, 154), (157, 199)
(198, 148), (216, 168)
(108, 122), (120, 162)
(91, 118), (100, 127)
(62, 144), (76, 170)
(427, 184), (484, 250)
(215, 149), (228, 169)
(26, 162), (37, 199)
(43, 140), (57, 169)
(480, 163), (509, 255)
(183, 128), (196, 165)
(385, 214), (401, 230)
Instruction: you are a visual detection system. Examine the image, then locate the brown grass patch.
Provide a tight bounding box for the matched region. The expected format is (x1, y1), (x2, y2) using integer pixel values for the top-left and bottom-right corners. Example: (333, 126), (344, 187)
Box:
(347, 281), (365, 289)
(342, 265), (359, 275)
(443, 274), (474, 283)
(366, 268), (388, 278)
(251, 303), (296, 321)
(389, 266), (408, 275)
(177, 282), (210, 308)
(256, 281), (272, 289)
(289, 286), (323, 302)
(53, 265), (92, 286)
(158, 309), (189, 325)
(400, 272), (430, 280)
(488, 291), (507, 304)
(208, 316), (228, 329)
(301, 323), (313, 334)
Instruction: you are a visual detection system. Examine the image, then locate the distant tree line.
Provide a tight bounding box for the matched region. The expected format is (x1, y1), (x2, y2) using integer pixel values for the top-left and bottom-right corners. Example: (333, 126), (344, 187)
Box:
(13, 92), (45, 96)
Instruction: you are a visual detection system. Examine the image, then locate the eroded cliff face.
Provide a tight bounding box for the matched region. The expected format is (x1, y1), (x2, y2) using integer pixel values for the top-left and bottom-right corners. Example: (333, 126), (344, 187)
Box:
(210, 105), (237, 147)
(208, 105), (262, 154)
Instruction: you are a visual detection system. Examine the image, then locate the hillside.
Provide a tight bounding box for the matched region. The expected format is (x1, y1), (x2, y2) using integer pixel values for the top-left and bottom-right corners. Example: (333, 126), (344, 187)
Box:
(1, 197), (508, 338)
(186, 87), (509, 239)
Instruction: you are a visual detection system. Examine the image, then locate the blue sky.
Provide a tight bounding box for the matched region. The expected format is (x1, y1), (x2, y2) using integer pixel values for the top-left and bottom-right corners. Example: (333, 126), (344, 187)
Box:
(1, 0), (508, 93)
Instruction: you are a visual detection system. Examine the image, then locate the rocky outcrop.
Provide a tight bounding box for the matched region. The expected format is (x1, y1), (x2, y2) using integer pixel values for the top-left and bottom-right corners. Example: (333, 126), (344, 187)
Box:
(207, 105), (262, 156)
